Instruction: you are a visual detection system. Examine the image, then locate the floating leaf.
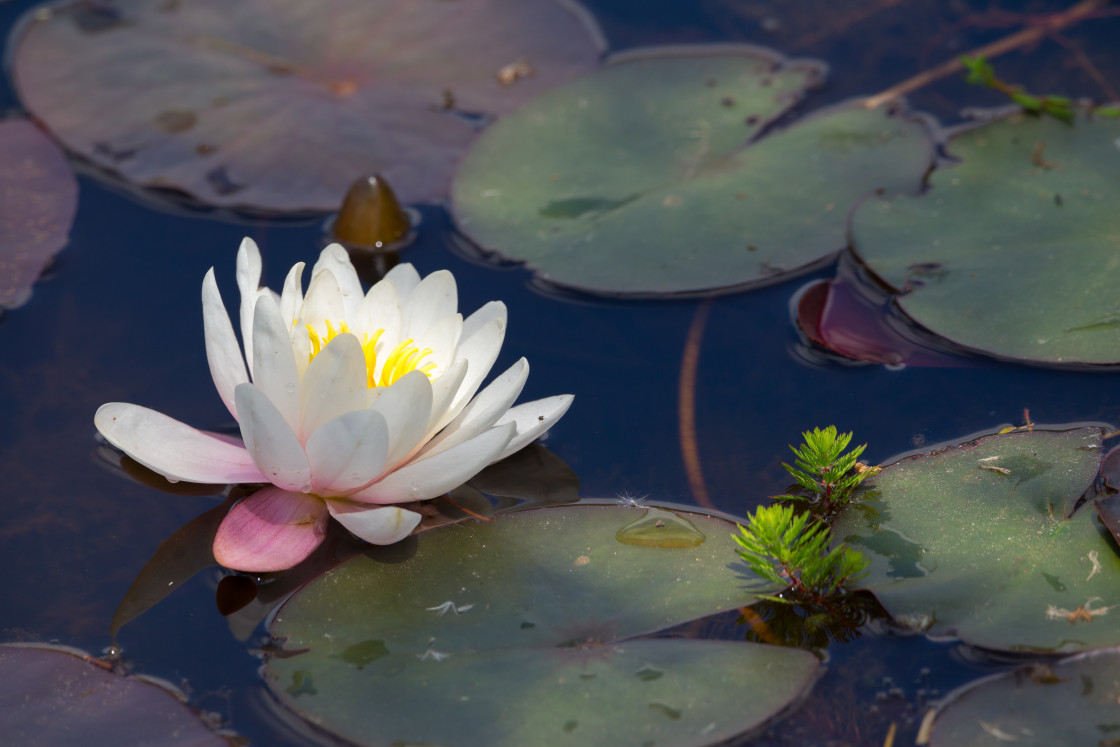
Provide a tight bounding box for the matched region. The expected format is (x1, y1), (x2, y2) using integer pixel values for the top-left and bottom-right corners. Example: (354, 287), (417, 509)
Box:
(452, 47), (933, 295)
(927, 647), (1120, 746)
(0, 118), (79, 311)
(834, 427), (1120, 653)
(266, 505), (818, 746)
(851, 110), (1120, 364)
(11, 0), (605, 212)
(0, 643), (232, 746)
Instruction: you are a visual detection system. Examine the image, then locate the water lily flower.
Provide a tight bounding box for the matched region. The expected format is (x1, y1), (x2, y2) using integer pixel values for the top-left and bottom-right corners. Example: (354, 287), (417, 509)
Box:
(96, 238), (572, 572)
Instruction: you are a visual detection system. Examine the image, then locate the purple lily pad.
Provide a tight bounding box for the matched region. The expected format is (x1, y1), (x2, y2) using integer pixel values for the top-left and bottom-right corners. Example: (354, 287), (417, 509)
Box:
(0, 118), (79, 311)
(0, 643), (233, 746)
(11, 0), (605, 213)
(794, 266), (972, 368)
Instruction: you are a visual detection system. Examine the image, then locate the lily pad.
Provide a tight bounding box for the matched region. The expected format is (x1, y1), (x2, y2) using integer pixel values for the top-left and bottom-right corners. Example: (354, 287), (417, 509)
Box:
(0, 643), (232, 746)
(10, 0), (605, 212)
(266, 505), (819, 746)
(0, 118), (79, 311)
(851, 110), (1120, 364)
(834, 427), (1120, 653)
(926, 647), (1120, 746)
(451, 47), (934, 296)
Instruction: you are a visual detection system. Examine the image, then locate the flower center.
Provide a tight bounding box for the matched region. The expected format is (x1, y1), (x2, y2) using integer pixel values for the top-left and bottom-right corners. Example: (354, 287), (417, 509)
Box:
(305, 321), (436, 388)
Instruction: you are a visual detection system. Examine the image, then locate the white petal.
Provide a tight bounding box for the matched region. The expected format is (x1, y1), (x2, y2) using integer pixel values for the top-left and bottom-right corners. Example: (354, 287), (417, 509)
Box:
(305, 409), (390, 494)
(326, 502), (421, 545)
(95, 402), (264, 484)
(384, 263), (421, 300)
(251, 294), (301, 434)
(438, 315), (506, 431)
(492, 394), (574, 462)
(416, 313), (462, 374)
(369, 370), (433, 468)
(235, 383), (312, 492)
(356, 275), (401, 342)
(401, 270), (457, 340)
(299, 333), (368, 441)
(426, 358), (467, 434)
(278, 261), (305, 325)
(419, 358), (528, 459)
(312, 243), (363, 320)
(202, 269), (248, 419)
(461, 300), (506, 342)
(298, 268), (345, 329)
(236, 237), (264, 371)
(349, 422), (514, 504)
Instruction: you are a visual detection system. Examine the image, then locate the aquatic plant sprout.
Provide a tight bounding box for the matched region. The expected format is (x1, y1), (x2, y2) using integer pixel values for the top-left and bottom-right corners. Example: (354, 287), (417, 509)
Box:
(95, 239), (573, 572)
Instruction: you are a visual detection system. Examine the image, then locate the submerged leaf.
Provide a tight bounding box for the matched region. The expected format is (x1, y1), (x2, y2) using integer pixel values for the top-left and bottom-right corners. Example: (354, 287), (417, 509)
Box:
(0, 118), (79, 311)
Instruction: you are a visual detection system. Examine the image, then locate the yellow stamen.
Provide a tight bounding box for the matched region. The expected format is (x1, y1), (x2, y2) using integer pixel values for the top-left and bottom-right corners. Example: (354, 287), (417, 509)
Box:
(302, 322), (434, 389)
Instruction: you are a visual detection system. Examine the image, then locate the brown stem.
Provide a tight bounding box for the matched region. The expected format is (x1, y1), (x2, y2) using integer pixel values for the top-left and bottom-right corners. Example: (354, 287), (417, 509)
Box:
(679, 299), (716, 509)
(862, 0), (1108, 109)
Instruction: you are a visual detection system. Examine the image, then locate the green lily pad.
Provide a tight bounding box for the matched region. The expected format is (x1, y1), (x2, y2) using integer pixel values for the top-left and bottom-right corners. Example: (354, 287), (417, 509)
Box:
(833, 427), (1120, 653)
(11, 0), (604, 212)
(927, 647), (1120, 746)
(851, 110), (1120, 364)
(451, 47), (934, 296)
(266, 505), (819, 746)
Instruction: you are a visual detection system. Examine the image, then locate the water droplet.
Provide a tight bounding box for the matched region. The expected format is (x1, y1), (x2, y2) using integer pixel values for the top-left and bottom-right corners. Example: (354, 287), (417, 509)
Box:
(285, 382), (296, 394)
(615, 508), (706, 548)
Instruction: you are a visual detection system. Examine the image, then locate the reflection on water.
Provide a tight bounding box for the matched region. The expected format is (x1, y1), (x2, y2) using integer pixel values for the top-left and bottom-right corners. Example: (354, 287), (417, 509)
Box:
(3, 0), (1120, 745)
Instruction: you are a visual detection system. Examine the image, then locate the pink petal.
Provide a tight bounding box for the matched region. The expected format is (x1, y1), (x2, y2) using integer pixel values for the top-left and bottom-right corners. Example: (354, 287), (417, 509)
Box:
(213, 487), (328, 572)
(95, 402), (264, 484)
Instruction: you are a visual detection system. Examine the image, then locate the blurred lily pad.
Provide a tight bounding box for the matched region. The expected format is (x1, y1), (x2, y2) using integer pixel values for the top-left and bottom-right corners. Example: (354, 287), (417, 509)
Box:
(927, 647), (1120, 746)
(266, 505), (818, 746)
(851, 110), (1120, 364)
(451, 47), (934, 296)
(0, 643), (233, 746)
(834, 427), (1120, 653)
(10, 0), (605, 212)
(0, 118), (78, 311)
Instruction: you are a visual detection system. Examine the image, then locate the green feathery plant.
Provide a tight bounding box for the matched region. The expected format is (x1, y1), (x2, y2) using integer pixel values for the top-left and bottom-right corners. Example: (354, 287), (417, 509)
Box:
(734, 503), (869, 605)
(960, 54), (1075, 122)
(774, 426), (878, 511)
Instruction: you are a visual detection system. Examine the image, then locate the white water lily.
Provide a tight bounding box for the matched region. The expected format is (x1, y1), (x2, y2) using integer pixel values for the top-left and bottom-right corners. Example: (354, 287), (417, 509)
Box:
(95, 238), (572, 571)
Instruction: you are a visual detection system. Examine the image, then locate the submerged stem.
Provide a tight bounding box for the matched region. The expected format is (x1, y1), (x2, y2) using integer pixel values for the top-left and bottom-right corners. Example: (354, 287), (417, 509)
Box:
(862, 0), (1107, 109)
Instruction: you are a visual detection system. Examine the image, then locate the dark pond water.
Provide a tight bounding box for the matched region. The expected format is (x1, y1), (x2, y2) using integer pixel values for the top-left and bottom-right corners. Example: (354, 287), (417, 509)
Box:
(2, 0), (1119, 745)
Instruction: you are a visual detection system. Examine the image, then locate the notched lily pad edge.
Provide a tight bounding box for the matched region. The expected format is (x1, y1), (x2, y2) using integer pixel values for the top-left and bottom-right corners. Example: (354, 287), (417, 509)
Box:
(847, 104), (1120, 369)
